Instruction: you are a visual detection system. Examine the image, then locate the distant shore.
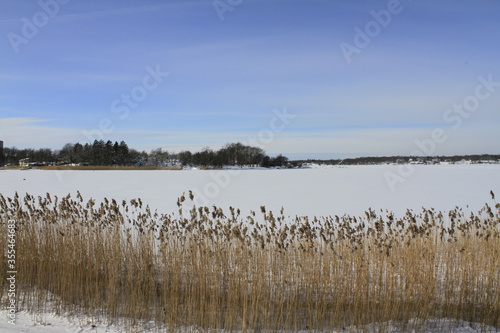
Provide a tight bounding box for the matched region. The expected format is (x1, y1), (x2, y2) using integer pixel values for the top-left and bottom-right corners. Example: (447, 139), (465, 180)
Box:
(2, 165), (183, 171)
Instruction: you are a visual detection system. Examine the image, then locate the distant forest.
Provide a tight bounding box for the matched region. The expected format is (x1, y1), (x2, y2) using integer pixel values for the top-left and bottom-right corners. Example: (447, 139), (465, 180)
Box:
(2, 141), (290, 168)
(3, 140), (499, 168)
(298, 154), (500, 165)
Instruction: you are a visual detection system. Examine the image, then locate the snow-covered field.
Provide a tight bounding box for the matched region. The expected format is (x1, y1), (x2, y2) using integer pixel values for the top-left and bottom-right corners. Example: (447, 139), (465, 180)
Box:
(1, 164), (499, 218)
(2, 164), (500, 332)
(1, 310), (499, 332)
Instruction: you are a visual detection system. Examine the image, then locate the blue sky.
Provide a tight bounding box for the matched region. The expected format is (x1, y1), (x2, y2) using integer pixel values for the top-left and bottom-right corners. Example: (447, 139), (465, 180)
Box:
(1, 0), (499, 159)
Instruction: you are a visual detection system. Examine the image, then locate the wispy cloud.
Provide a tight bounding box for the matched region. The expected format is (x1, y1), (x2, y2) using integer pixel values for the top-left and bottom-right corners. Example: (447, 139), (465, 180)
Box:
(1, 1), (498, 157)
(0, 2), (206, 23)
(56, 4), (175, 22)
(0, 118), (79, 148)
(0, 71), (141, 85)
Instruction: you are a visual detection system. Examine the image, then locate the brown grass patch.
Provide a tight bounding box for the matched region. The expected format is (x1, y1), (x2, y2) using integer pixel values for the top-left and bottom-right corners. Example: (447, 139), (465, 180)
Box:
(37, 165), (182, 171)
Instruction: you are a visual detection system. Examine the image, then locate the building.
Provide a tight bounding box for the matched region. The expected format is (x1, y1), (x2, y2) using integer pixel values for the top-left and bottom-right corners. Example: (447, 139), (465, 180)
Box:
(0, 140), (4, 167)
(19, 158), (30, 168)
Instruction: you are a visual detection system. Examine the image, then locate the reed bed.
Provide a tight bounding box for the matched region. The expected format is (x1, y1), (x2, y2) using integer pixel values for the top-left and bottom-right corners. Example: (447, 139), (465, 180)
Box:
(1, 191), (499, 332)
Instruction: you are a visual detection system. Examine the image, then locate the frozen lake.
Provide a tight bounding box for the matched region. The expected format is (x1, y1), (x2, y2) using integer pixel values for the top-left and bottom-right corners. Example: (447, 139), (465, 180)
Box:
(1, 164), (499, 218)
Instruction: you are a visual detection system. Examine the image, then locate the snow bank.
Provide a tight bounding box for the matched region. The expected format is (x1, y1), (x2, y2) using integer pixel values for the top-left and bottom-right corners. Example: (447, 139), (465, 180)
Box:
(0, 310), (121, 333)
(1, 309), (498, 332)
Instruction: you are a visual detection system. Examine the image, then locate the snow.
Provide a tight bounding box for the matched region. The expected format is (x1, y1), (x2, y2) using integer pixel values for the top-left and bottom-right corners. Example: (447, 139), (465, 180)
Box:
(0, 310), (122, 333)
(1, 164), (499, 218)
(1, 164), (500, 332)
(1, 309), (498, 332)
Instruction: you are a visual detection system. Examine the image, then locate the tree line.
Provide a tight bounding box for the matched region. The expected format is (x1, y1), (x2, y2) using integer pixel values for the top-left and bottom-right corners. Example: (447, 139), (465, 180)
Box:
(2, 141), (290, 168)
(297, 154), (500, 165)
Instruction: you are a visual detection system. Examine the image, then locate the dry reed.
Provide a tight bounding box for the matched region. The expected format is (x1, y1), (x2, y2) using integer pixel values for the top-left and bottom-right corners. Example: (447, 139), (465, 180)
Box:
(1, 190), (499, 332)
